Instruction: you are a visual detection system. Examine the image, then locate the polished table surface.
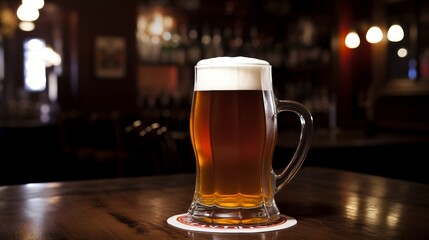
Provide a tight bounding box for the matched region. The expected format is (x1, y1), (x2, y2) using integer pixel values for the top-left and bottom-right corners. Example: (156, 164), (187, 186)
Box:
(1, 167), (428, 240)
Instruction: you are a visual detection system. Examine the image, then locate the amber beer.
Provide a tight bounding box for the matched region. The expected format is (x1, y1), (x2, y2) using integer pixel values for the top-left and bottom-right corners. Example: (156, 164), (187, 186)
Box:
(191, 90), (276, 206)
(188, 57), (313, 226)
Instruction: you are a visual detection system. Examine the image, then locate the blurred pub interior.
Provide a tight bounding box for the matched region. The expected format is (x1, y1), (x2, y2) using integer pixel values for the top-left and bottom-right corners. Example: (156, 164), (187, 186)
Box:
(0, 0), (428, 185)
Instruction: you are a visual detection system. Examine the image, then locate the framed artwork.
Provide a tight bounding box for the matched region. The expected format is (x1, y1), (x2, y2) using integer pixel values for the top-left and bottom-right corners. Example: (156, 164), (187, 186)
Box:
(95, 36), (126, 78)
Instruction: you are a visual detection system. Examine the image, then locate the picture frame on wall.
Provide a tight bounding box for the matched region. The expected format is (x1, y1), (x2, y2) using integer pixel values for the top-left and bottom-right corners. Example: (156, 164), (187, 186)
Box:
(95, 36), (126, 78)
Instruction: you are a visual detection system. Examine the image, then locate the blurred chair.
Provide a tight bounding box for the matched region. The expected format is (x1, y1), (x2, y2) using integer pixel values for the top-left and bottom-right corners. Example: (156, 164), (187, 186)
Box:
(57, 111), (93, 160)
(57, 110), (129, 179)
(56, 111), (94, 180)
(87, 111), (130, 177)
(123, 120), (181, 176)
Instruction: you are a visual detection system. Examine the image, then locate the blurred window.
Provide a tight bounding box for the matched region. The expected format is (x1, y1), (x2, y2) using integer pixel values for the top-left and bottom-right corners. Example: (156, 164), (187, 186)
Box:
(23, 38), (46, 92)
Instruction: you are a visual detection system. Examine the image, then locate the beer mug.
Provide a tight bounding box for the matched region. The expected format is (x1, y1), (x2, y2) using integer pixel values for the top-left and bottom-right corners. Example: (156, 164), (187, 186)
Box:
(188, 56), (313, 226)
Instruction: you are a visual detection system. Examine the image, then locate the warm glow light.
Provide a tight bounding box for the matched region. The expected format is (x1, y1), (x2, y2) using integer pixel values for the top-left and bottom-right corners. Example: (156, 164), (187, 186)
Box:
(397, 48), (408, 58)
(163, 16), (174, 29)
(345, 32), (360, 49)
(387, 24), (404, 42)
(40, 47), (62, 67)
(48, 72), (58, 103)
(16, 3), (39, 21)
(150, 35), (160, 44)
(19, 21), (35, 31)
(137, 17), (147, 30)
(148, 13), (164, 36)
(366, 26), (383, 43)
(162, 31), (172, 41)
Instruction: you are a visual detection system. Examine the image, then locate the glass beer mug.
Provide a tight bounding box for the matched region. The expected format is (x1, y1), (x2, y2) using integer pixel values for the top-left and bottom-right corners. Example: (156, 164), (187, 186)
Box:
(188, 56), (313, 226)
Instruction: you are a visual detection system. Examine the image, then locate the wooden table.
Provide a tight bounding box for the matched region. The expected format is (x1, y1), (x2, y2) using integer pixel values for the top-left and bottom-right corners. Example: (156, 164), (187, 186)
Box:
(1, 166), (428, 239)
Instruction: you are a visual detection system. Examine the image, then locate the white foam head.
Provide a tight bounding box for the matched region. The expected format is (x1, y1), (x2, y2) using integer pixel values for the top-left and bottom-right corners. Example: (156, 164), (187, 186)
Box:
(195, 56), (272, 91)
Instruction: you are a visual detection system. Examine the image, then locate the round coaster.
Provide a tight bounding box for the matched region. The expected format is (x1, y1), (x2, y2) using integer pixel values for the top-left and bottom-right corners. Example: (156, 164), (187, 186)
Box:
(167, 213), (297, 233)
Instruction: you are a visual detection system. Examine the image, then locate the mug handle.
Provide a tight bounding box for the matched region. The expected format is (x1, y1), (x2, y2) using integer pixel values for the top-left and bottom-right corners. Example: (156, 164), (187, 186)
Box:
(274, 99), (313, 194)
